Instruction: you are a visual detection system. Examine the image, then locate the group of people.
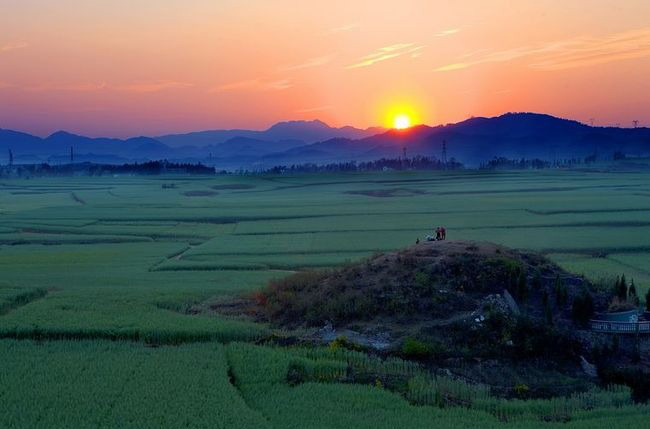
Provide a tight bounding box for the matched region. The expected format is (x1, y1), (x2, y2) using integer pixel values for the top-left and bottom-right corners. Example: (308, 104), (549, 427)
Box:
(418, 226), (447, 243)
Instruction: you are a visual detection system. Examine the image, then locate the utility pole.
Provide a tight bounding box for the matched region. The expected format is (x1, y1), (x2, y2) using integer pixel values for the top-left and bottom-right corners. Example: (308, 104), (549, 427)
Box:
(402, 146), (407, 170)
(70, 146), (74, 163)
(8, 149), (13, 166)
(589, 118), (595, 127)
(633, 120), (639, 128)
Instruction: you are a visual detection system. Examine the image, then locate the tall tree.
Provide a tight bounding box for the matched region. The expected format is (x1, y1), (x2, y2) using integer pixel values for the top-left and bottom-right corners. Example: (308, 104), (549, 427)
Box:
(628, 279), (639, 306)
(616, 275), (628, 301)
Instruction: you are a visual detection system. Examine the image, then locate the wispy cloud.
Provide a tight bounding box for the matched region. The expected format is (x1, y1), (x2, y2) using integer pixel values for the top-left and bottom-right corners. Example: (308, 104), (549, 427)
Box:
(281, 55), (333, 71)
(1, 42), (28, 53)
(295, 105), (332, 113)
(434, 27), (650, 72)
(346, 43), (425, 69)
(434, 63), (471, 72)
(114, 80), (193, 93)
(210, 79), (292, 92)
(435, 28), (460, 37)
(328, 23), (360, 34)
(531, 28), (650, 70)
(24, 80), (191, 93)
(25, 82), (108, 92)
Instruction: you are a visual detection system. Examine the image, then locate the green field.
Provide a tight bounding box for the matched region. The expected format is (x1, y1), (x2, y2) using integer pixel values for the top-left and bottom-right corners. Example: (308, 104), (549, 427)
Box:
(1, 170), (649, 427)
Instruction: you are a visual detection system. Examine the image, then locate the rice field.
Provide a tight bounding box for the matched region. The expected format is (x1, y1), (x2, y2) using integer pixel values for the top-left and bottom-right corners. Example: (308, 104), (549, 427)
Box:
(1, 170), (649, 427)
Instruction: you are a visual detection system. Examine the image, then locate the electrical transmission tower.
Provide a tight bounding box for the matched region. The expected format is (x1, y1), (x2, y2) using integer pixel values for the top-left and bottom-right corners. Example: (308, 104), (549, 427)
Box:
(633, 120), (639, 128)
(8, 149), (13, 166)
(589, 118), (595, 127)
(442, 140), (447, 164)
(70, 146), (74, 163)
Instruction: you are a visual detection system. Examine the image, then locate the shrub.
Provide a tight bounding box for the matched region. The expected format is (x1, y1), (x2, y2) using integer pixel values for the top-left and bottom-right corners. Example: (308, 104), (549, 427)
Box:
(513, 383), (530, 398)
(401, 338), (433, 360)
(329, 336), (363, 352)
(414, 272), (431, 290)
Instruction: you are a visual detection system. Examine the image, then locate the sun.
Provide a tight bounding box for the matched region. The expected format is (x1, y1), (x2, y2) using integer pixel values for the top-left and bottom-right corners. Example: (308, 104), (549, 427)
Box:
(393, 114), (411, 129)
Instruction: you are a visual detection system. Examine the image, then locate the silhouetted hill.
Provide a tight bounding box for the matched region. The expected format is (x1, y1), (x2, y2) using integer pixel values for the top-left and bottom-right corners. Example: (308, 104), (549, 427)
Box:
(1, 113), (649, 167)
(0, 129), (45, 152)
(262, 113), (650, 166)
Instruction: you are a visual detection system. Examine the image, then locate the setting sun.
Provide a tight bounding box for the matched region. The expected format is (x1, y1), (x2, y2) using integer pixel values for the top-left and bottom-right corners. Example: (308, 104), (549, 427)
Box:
(380, 100), (425, 130)
(393, 114), (411, 129)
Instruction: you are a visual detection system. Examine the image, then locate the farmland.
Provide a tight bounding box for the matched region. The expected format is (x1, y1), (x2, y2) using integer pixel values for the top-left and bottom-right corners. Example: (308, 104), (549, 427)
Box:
(1, 170), (650, 427)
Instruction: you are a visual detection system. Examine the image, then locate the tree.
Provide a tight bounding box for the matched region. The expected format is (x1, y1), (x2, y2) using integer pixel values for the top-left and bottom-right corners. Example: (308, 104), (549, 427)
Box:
(531, 271), (542, 290)
(572, 289), (594, 327)
(517, 271), (529, 302)
(628, 279), (639, 306)
(616, 275), (628, 301)
(554, 275), (567, 307)
(543, 292), (553, 325)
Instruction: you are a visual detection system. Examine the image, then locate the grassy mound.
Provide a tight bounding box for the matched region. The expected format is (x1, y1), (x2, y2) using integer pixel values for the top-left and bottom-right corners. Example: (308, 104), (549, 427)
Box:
(257, 240), (600, 330)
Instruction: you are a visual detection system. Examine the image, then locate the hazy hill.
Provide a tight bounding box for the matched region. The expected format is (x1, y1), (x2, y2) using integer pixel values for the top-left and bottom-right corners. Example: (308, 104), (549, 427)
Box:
(2, 113), (649, 166)
(155, 119), (385, 147)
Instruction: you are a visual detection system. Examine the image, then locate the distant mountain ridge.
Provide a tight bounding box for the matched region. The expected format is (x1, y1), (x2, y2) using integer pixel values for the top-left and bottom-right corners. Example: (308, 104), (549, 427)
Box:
(0, 120), (386, 164)
(1, 113), (649, 167)
(155, 119), (386, 147)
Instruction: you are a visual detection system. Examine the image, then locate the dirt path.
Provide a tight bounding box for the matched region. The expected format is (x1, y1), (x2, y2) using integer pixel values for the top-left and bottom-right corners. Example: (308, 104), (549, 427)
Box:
(71, 192), (86, 205)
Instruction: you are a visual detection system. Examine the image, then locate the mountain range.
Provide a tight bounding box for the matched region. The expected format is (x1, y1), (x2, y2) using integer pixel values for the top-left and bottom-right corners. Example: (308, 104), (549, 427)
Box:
(1, 113), (649, 168)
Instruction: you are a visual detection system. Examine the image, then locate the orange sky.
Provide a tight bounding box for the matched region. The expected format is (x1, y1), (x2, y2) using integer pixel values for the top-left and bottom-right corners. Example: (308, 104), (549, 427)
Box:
(1, 0), (650, 137)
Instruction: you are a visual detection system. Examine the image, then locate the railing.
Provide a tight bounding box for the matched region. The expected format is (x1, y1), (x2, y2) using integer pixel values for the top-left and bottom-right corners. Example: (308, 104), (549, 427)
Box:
(590, 320), (650, 334)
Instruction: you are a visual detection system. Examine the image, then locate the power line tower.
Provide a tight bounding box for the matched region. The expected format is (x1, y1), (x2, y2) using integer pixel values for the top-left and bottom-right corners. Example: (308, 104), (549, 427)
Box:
(633, 120), (639, 128)
(8, 149), (13, 166)
(70, 146), (74, 163)
(402, 146), (407, 170)
(589, 118), (595, 127)
(442, 140), (448, 165)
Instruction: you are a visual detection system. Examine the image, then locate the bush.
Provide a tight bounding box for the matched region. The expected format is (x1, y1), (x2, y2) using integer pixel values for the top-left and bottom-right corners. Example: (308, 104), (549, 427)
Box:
(414, 272), (431, 290)
(329, 336), (363, 352)
(513, 383), (530, 398)
(401, 338), (433, 360)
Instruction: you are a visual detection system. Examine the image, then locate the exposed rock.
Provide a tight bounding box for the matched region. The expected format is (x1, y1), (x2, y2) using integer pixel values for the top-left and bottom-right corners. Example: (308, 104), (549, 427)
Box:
(580, 355), (598, 377)
(502, 289), (520, 315)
